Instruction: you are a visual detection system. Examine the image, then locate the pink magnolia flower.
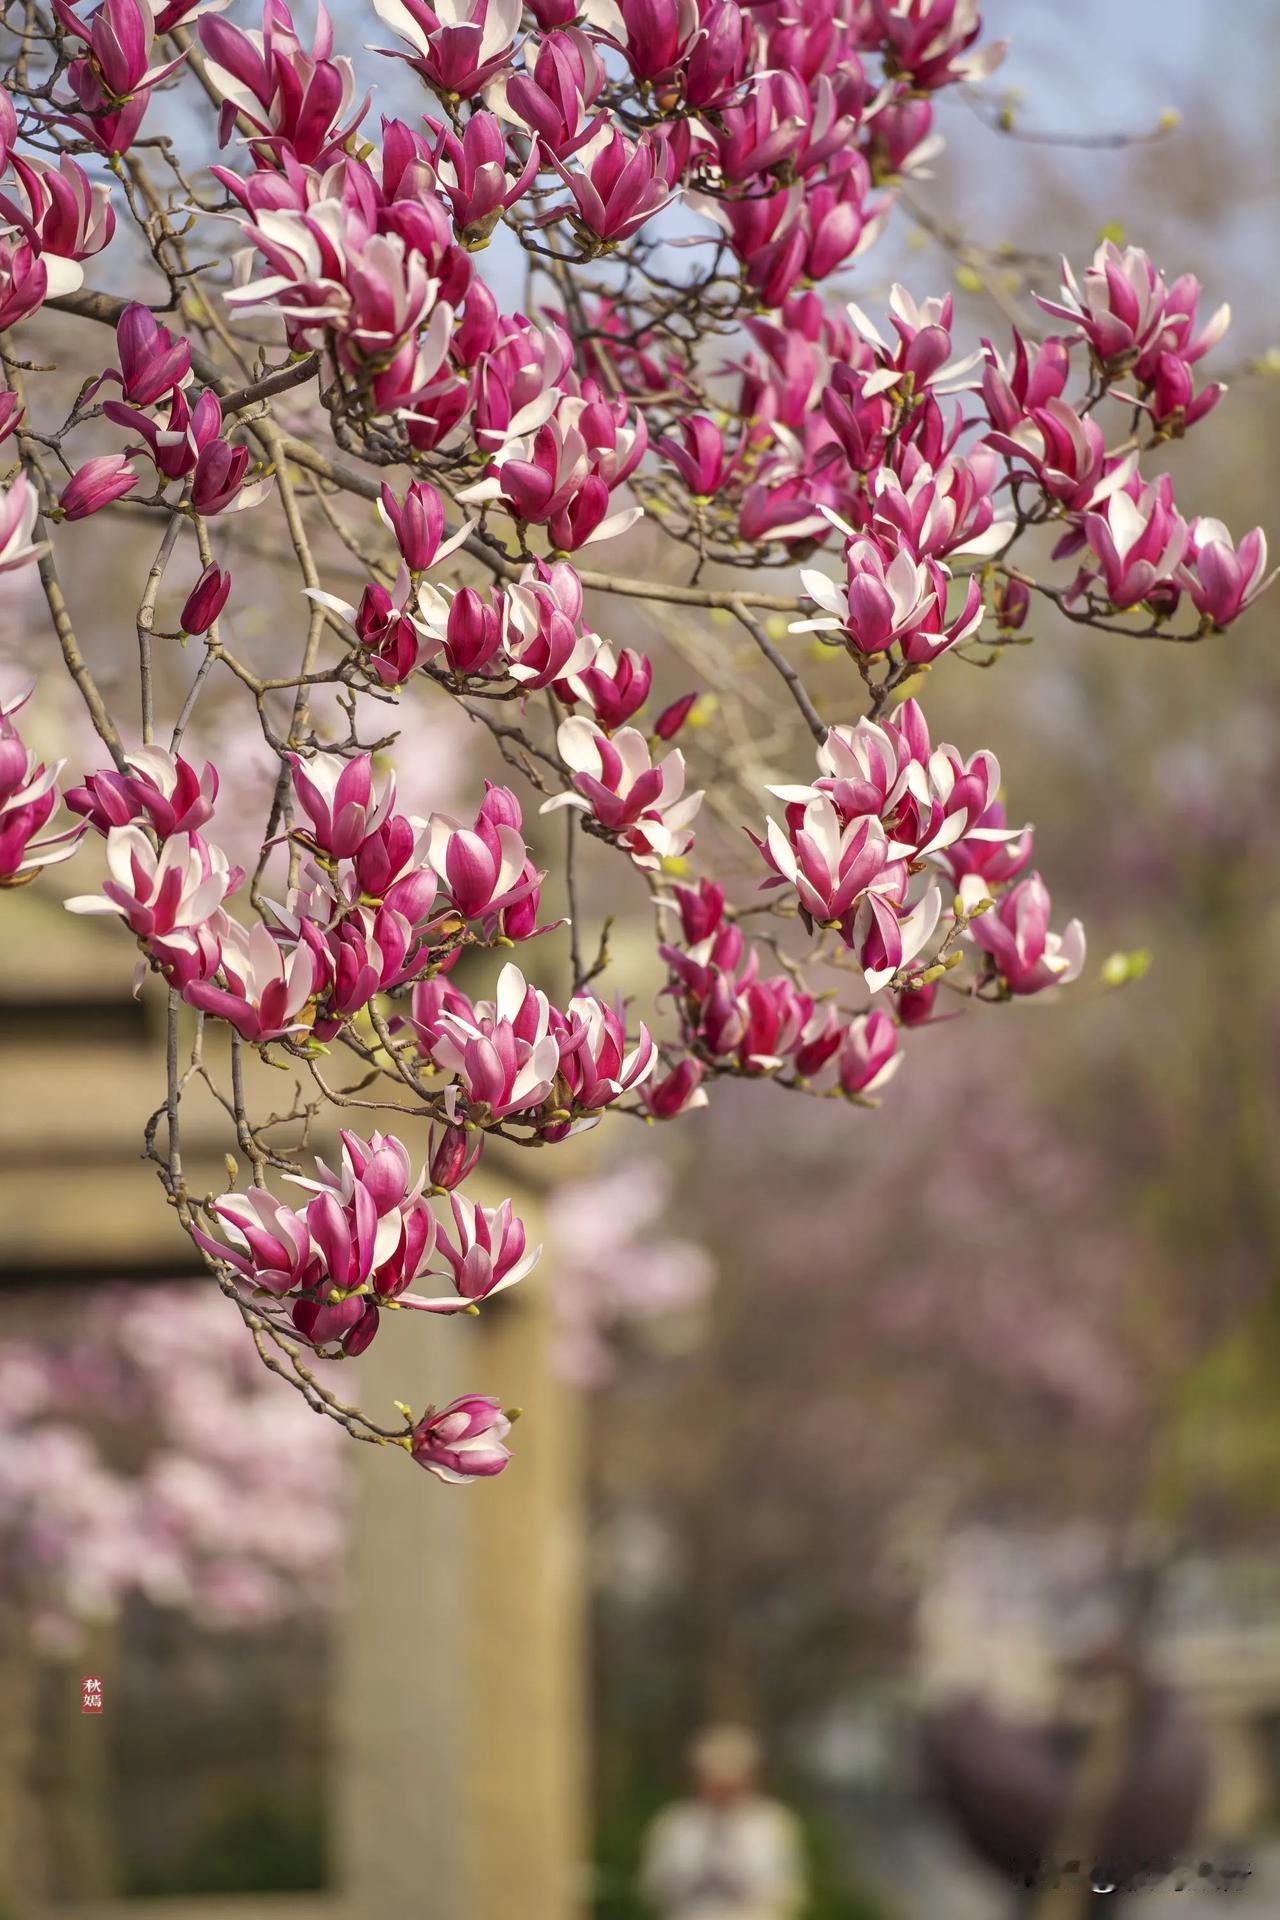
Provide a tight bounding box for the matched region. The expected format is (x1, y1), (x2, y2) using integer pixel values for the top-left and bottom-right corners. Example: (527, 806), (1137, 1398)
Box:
(549, 991), (656, 1123)
(499, 562), (599, 688)
(753, 782), (943, 988)
(755, 795), (895, 928)
(1181, 521), (1274, 628)
(0, 392), (21, 448)
(191, 430), (269, 518)
(642, 1057), (708, 1118)
(654, 692), (698, 741)
(981, 328), (1072, 435)
(717, 973), (817, 1077)
(426, 961), (562, 1119)
(582, 0), (698, 81)
(559, 643), (652, 730)
(0, 152), (115, 297)
(105, 383), (220, 483)
(424, 112), (539, 247)
(199, 0), (370, 164)
(799, 701), (1020, 869)
(226, 189), (452, 384)
(937, 798), (1033, 893)
(991, 576), (1030, 631)
(426, 793), (537, 920)
(711, 72), (807, 185)
(0, 474), (44, 577)
(55, 0), (186, 154)
(871, 448), (1011, 562)
(424, 585), (504, 677)
(1133, 271), (1230, 384)
(0, 687), (86, 887)
(372, 0), (522, 98)
(1035, 241), (1168, 371)
(846, 285), (984, 406)
(410, 1395), (512, 1482)
(864, 89), (943, 181)
(870, 0), (1005, 89)
(683, 0), (753, 108)
(268, 1135), (444, 1347)
(987, 399), (1135, 515)
(792, 1002), (844, 1079)
(94, 302), (193, 408)
(1076, 475), (1188, 610)
(895, 978), (940, 1026)
(305, 578), (428, 687)
(427, 1122), (483, 1192)
(719, 185), (807, 312)
(401, 974), (478, 1056)
(470, 310), (575, 452)
(543, 717), (703, 869)
(836, 1009), (900, 1097)
(66, 748), (218, 840)
(502, 28), (605, 159)
(461, 394), (646, 551)
(59, 454), (138, 521)
(65, 826), (240, 943)
(433, 1192), (541, 1301)
(1145, 352), (1223, 434)
(347, 811), (439, 918)
(549, 125), (678, 246)
(377, 479), (470, 574)
(797, 529), (985, 664)
(309, 904), (423, 1034)
(971, 872), (1086, 995)
(799, 154), (889, 285)
(183, 918), (326, 1043)
(194, 1188), (319, 1296)
(658, 416), (744, 499)
(289, 750), (395, 860)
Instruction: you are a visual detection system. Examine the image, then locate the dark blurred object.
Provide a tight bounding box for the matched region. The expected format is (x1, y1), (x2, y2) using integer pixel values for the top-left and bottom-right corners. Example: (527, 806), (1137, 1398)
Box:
(919, 1678), (1210, 1912)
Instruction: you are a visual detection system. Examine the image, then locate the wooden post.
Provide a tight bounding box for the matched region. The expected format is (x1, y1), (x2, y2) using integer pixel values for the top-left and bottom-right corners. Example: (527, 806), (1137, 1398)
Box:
(334, 1176), (587, 1920)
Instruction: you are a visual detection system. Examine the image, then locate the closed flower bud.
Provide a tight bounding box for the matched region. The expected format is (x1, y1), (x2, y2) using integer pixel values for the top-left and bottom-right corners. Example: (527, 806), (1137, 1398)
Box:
(180, 563), (231, 634)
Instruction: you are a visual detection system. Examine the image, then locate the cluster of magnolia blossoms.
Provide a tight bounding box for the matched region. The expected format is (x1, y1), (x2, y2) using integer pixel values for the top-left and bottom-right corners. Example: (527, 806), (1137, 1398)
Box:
(54, 734), (657, 1468)
(193, 1127), (539, 1358)
(649, 258), (1268, 641)
(29, 0), (1005, 552)
(651, 699), (1084, 1108)
(2, 0), (1274, 1484)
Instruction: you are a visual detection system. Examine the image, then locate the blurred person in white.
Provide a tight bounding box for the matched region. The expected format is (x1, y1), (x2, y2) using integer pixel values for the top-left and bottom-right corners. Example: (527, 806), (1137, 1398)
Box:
(640, 1725), (805, 1920)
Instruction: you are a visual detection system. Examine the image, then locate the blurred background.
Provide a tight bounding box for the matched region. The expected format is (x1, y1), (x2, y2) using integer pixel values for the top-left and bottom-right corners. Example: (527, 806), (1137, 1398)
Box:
(3, 0), (1280, 1915)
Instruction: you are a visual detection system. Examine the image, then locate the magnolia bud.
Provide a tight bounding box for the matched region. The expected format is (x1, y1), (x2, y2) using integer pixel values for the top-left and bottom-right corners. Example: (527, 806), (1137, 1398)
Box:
(654, 691), (699, 740)
(429, 1123), (483, 1192)
(180, 562), (231, 634)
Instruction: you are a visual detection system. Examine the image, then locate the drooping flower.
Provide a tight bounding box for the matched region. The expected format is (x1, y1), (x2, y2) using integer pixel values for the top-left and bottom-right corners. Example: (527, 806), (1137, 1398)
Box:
(59, 454), (138, 521)
(971, 872), (1086, 996)
(66, 748), (219, 840)
(410, 1395), (513, 1482)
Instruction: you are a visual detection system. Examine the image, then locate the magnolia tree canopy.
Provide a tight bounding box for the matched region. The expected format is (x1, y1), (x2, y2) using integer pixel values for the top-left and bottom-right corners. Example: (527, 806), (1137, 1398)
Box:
(0, 0), (1271, 1479)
